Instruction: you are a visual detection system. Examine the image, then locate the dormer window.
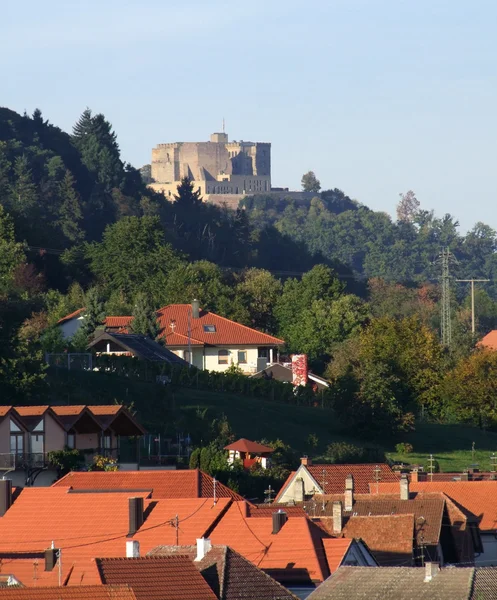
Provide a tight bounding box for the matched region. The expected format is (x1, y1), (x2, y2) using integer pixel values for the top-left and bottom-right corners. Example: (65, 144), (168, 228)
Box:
(203, 325), (216, 333)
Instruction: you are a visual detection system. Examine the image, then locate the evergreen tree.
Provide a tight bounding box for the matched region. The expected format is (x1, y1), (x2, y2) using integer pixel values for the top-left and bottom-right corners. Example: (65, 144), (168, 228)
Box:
(0, 205), (25, 295)
(174, 177), (202, 207)
(301, 171), (321, 193)
(131, 292), (159, 339)
(80, 287), (105, 338)
(57, 170), (84, 243)
(9, 156), (38, 217)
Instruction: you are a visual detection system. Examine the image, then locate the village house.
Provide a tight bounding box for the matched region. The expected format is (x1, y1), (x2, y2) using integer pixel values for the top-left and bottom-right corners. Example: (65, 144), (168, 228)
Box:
(306, 563), (497, 600)
(295, 475), (475, 566)
(57, 301), (284, 374)
(0, 405), (144, 487)
(274, 458), (399, 503)
(377, 480), (497, 566)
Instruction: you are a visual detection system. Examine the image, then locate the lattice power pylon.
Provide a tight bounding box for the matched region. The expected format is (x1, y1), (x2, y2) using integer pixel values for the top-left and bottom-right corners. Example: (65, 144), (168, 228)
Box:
(439, 248), (457, 348)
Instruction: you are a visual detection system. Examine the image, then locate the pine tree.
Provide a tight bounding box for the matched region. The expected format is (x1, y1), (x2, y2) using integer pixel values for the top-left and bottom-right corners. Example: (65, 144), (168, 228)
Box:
(131, 292), (159, 339)
(57, 170), (84, 243)
(80, 287), (105, 338)
(174, 177), (202, 207)
(72, 108), (93, 141)
(10, 156), (38, 217)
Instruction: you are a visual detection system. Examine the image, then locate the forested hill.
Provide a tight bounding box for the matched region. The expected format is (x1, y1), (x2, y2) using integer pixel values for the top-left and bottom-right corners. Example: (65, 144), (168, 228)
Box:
(2, 106), (497, 293)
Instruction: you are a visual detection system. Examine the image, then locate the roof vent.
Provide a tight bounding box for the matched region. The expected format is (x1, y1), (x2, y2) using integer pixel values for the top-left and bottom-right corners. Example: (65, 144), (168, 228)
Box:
(424, 562), (440, 582)
(192, 299), (200, 320)
(272, 510), (288, 534)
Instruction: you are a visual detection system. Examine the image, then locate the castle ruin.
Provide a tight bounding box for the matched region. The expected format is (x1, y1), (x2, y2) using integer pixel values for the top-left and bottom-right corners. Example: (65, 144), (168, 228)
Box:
(148, 132), (271, 202)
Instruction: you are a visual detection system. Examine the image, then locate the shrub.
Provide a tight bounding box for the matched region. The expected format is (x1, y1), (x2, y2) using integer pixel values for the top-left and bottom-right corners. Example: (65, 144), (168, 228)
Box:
(325, 442), (385, 464)
(89, 454), (118, 471)
(48, 448), (84, 476)
(395, 442), (414, 454)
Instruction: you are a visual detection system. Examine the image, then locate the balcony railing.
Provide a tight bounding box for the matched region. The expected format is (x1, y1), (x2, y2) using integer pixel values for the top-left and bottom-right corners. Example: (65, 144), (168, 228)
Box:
(0, 453), (46, 470)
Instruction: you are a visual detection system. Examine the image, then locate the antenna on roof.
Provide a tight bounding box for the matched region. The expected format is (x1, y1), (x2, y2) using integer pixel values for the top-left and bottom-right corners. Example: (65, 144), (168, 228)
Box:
(321, 469), (328, 512)
(428, 454), (435, 482)
(264, 485), (274, 504)
(174, 514), (179, 545)
(491, 453), (497, 473)
(222, 117), (225, 133)
(57, 548), (62, 587)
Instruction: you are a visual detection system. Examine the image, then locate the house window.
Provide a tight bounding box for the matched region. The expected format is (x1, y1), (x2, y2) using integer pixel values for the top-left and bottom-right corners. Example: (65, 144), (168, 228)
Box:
(31, 433), (44, 456)
(237, 351), (247, 364)
(10, 419), (24, 456)
(102, 434), (112, 451)
(203, 325), (216, 333)
(218, 349), (229, 364)
(67, 433), (75, 449)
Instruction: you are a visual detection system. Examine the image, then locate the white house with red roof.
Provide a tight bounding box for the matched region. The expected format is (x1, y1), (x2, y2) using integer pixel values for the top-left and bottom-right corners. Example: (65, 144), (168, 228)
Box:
(57, 301), (284, 374)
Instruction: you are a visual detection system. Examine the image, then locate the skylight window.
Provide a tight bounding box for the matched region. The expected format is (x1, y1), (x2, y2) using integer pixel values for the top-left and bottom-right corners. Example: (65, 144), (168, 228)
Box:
(203, 325), (216, 333)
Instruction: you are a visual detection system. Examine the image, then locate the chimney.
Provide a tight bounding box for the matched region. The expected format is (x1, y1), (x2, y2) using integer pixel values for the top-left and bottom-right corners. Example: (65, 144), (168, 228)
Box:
(192, 299), (200, 319)
(0, 479), (12, 517)
(128, 497), (144, 536)
(424, 562), (440, 582)
(294, 477), (305, 503)
(195, 538), (212, 561)
(300, 457), (312, 467)
(344, 475), (354, 511)
(411, 470), (419, 483)
(460, 472), (469, 481)
(126, 540), (140, 558)
(332, 501), (343, 535)
(272, 510), (288, 534)
(400, 474), (410, 500)
(44, 545), (58, 572)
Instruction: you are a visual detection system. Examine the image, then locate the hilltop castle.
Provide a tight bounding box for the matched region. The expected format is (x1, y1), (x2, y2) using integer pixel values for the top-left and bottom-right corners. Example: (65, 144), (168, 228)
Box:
(148, 132), (271, 201)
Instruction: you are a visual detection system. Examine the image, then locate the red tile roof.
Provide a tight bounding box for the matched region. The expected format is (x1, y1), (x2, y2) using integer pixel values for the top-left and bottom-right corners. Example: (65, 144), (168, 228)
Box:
(477, 331), (497, 350)
(0, 488), (230, 580)
(96, 556), (218, 600)
(13, 406), (50, 417)
(377, 481), (497, 532)
(57, 308), (85, 325)
(104, 317), (133, 329)
(156, 304), (285, 347)
(51, 406), (87, 416)
(0, 406), (11, 417)
(341, 514), (414, 566)
(53, 470), (244, 501)
(307, 464), (398, 494)
(148, 545), (299, 600)
(224, 439), (274, 454)
(58, 304), (284, 347)
(322, 538), (352, 573)
(209, 501), (331, 583)
(0, 586), (137, 599)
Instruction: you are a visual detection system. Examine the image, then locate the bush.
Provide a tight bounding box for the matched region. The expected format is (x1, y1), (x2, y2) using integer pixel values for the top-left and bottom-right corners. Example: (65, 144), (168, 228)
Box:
(395, 442), (414, 454)
(325, 442), (385, 464)
(88, 454), (118, 471)
(48, 448), (84, 476)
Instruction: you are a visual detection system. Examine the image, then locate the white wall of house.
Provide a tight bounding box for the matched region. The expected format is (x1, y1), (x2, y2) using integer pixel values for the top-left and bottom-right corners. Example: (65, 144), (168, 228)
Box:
(478, 535), (497, 565)
(276, 465), (321, 503)
(59, 316), (84, 340)
(171, 346), (261, 373)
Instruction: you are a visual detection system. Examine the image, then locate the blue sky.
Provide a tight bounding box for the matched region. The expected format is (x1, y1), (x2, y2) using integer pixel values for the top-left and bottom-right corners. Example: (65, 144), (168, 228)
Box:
(2, 0), (496, 231)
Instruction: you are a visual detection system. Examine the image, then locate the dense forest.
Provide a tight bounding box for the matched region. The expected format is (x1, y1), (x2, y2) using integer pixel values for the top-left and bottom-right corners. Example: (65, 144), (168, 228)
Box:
(2, 106), (497, 439)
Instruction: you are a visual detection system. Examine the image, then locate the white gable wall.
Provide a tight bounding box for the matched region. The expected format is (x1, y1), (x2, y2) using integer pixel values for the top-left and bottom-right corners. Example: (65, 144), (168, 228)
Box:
(276, 465), (322, 504)
(59, 316), (84, 340)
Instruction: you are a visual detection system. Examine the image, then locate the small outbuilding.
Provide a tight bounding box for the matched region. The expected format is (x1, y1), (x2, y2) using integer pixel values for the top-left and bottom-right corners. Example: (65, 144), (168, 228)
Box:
(224, 438), (274, 470)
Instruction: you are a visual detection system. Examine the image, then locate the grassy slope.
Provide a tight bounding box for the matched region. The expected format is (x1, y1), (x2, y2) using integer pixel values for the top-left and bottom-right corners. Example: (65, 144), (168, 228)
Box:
(45, 369), (497, 472)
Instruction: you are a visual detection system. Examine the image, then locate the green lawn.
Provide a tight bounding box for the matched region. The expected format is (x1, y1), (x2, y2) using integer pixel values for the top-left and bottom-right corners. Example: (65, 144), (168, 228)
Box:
(45, 369), (497, 472)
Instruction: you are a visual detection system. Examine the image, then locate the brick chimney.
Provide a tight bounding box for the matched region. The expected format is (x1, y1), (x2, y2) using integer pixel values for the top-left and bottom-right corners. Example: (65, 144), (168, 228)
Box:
(344, 475), (354, 511)
(424, 562), (440, 582)
(128, 497), (144, 536)
(0, 479), (12, 517)
(411, 470), (419, 483)
(332, 501), (343, 534)
(300, 457), (312, 467)
(195, 538), (212, 561)
(400, 474), (410, 500)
